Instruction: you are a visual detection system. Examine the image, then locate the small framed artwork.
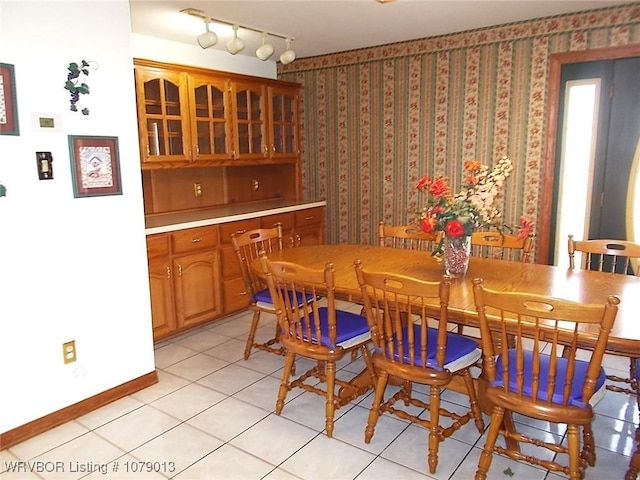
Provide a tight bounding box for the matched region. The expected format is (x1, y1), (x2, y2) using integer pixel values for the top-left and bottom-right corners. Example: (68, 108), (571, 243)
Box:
(0, 63), (20, 135)
(68, 135), (122, 198)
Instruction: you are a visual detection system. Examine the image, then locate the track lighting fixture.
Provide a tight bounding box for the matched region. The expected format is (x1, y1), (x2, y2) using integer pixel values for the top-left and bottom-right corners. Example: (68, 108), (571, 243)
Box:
(181, 8), (296, 64)
(197, 20), (217, 49)
(280, 38), (296, 65)
(226, 25), (245, 55)
(255, 33), (275, 61)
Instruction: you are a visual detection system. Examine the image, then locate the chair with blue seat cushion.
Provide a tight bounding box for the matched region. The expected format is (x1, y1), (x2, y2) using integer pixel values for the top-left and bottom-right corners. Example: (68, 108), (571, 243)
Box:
(354, 261), (485, 474)
(231, 224), (288, 359)
(472, 278), (620, 480)
(259, 251), (375, 438)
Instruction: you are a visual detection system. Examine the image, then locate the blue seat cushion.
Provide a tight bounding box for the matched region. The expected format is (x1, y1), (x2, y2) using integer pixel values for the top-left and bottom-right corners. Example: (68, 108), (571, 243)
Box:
(302, 307), (371, 349)
(253, 288), (314, 309)
(378, 325), (479, 371)
(636, 358), (640, 383)
(491, 349), (606, 408)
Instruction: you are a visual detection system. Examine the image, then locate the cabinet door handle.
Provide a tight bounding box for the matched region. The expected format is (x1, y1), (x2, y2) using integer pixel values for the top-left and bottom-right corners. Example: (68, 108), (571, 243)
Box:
(178, 264), (183, 276)
(191, 238), (202, 243)
(271, 144), (276, 153)
(165, 266), (171, 278)
(305, 216), (314, 221)
(146, 145), (150, 157)
(239, 291), (248, 296)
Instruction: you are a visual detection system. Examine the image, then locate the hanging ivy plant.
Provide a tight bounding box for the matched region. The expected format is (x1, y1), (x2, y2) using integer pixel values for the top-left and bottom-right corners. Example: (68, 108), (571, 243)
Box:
(64, 60), (97, 115)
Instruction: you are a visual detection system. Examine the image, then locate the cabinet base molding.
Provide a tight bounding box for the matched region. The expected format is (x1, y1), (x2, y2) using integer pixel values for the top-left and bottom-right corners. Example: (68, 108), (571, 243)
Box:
(0, 370), (158, 451)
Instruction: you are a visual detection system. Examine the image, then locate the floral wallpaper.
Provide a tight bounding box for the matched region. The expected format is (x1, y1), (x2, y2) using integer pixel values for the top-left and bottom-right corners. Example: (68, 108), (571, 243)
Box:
(279, 3), (640, 254)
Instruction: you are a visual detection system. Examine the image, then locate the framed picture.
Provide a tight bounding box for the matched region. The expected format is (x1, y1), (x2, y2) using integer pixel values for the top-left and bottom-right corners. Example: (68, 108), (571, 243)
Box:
(68, 135), (122, 198)
(0, 63), (19, 135)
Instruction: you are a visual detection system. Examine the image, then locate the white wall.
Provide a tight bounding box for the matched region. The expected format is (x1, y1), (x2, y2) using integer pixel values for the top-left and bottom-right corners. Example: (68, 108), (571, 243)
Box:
(0, 0), (151, 434)
(0, 0), (279, 436)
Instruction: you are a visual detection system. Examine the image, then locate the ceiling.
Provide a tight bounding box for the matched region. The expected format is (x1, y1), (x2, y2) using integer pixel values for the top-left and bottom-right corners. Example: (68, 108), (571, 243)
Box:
(129, 0), (631, 61)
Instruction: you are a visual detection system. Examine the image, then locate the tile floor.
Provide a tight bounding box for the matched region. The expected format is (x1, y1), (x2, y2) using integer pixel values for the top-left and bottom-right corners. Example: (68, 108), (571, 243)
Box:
(1, 304), (638, 479)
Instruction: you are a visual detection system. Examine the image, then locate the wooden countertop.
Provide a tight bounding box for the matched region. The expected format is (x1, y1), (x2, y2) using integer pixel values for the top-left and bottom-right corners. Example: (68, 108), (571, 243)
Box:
(145, 199), (327, 235)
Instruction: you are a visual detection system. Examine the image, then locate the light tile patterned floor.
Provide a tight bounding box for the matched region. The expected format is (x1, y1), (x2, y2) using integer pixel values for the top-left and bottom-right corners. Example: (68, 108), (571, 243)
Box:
(1, 306), (638, 479)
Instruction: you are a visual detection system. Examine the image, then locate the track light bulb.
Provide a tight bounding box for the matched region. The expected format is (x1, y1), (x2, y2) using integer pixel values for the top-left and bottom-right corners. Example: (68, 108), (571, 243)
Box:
(226, 25), (245, 55)
(280, 38), (296, 65)
(197, 20), (217, 49)
(255, 32), (275, 61)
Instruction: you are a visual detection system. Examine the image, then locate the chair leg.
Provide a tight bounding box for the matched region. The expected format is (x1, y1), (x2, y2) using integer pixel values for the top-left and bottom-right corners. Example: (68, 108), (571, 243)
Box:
(583, 422), (596, 467)
(428, 385), (441, 474)
(567, 423), (582, 480)
(276, 352), (296, 415)
(244, 310), (261, 360)
(365, 370), (389, 443)
(461, 369), (485, 433)
(325, 361), (337, 438)
(475, 406), (505, 480)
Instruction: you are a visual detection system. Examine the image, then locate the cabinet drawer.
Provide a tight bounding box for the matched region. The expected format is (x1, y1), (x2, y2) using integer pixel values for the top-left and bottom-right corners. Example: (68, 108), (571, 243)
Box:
(171, 226), (219, 254)
(220, 219), (260, 245)
(223, 277), (251, 313)
(147, 234), (170, 259)
(295, 207), (324, 227)
(261, 212), (294, 231)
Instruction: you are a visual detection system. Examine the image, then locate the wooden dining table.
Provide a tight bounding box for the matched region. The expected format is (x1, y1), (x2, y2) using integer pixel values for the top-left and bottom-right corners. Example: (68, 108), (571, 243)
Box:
(253, 243), (640, 357)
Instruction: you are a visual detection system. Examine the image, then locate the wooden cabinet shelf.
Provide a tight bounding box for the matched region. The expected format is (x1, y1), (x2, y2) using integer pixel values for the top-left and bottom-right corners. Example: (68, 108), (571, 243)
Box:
(134, 59), (300, 168)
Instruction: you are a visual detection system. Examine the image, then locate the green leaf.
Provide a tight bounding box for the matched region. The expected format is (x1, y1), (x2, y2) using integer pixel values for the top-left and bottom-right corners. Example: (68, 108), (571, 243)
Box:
(68, 62), (80, 74)
(76, 84), (90, 95)
(81, 108), (90, 115)
(503, 467), (515, 476)
(64, 80), (76, 92)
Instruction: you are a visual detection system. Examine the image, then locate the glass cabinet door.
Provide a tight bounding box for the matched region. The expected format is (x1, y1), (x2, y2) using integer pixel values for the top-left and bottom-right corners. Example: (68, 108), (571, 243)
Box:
(189, 74), (232, 161)
(231, 81), (266, 160)
(135, 67), (191, 163)
(269, 85), (299, 158)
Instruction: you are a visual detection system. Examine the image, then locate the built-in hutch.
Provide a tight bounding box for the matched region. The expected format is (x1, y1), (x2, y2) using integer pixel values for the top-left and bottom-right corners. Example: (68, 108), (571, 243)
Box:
(135, 59), (325, 341)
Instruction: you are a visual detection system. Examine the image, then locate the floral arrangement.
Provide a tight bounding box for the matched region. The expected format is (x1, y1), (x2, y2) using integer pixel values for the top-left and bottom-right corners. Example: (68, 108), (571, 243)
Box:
(416, 156), (532, 250)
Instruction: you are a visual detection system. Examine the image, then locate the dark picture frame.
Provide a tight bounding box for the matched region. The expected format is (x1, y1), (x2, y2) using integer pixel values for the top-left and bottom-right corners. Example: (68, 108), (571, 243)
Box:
(68, 135), (122, 198)
(0, 63), (19, 135)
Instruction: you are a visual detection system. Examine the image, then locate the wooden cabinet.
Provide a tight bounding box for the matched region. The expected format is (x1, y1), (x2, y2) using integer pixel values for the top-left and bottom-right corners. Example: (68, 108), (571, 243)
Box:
(294, 207), (325, 246)
(135, 59), (300, 169)
(146, 235), (175, 339)
(189, 73), (233, 162)
(268, 85), (300, 159)
(146, 225), (222, 341)
(135, 66), (191, 164)
(230, 80), (267, 161)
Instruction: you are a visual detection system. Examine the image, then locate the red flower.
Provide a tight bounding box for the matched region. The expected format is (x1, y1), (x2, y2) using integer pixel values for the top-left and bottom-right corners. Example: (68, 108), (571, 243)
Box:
(421, 217), (436, 233)
(416, 176), (431, 190)
(429, 177), (449, 197)
(444, 220), (464, 237)
(517, 216), (534, 240)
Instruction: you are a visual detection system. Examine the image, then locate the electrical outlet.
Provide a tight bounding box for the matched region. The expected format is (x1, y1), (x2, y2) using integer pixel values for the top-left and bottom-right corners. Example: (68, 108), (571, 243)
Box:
(194, 183), (202, 197)
(63, 340), (77, 364)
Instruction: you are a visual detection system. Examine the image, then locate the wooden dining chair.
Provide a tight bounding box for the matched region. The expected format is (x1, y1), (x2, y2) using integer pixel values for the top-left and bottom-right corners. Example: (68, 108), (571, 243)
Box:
(458, 231), (535, 337)
(472, 278), (620, 480)
(470, 231), (534, 262)
(568, 234), (640, 396)
(378, 221), (442, 251)
(354, 261), (485, 474)
(231, 224), (288, 360)
(625, 358), (640, 479)
(258, 251), (375, 438)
